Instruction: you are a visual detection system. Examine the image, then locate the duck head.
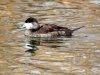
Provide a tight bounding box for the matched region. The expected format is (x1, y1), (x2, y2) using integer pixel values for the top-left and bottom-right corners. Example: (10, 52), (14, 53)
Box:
(18, 17), (40, 30)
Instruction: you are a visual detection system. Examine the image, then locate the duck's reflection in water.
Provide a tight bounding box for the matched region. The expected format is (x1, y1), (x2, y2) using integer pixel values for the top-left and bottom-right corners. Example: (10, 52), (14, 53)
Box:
(24, 37), (40, 54)
(24, 36), (72, 53)
(39, 36), (72, 48)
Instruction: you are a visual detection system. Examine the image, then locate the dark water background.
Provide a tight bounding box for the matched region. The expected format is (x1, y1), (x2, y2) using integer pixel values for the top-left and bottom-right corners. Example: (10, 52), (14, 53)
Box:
(0, 0), (100, 75)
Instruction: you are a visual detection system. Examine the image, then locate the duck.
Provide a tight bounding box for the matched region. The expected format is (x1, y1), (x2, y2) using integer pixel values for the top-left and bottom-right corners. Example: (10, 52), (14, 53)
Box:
(18, 17), (84, 37)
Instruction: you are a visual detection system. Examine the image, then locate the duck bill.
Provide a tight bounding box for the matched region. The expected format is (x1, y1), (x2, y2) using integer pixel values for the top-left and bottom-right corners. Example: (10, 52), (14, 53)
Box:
(17, 24), (25, 29)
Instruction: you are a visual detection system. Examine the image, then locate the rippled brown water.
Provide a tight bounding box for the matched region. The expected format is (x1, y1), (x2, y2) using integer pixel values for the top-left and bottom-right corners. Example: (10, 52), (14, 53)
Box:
(0, 0), (100, 75)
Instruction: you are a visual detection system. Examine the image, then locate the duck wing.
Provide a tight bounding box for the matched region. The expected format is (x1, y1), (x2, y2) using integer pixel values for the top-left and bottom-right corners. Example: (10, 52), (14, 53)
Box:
(41, 24), (71, 32)
(42, 24), (70, 32)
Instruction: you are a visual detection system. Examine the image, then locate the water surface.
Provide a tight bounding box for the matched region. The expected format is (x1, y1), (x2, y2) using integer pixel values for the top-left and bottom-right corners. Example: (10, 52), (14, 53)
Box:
(0, 0), (100, 75)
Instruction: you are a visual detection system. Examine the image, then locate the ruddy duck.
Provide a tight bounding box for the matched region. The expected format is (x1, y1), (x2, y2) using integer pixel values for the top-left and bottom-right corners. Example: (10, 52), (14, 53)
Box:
(18, 17), (84, 37)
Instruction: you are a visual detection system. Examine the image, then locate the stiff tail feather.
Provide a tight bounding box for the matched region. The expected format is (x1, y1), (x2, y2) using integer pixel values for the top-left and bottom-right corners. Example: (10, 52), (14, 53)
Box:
(71, 26), (84, 33)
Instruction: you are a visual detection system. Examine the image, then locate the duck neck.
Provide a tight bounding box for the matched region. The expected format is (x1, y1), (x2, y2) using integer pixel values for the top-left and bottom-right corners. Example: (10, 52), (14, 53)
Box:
(29, 27), (40, 32)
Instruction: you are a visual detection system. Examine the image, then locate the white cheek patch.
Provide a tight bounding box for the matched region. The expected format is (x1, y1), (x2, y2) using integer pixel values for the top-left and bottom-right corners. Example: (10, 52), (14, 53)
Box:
(24, 23), (33, 29)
